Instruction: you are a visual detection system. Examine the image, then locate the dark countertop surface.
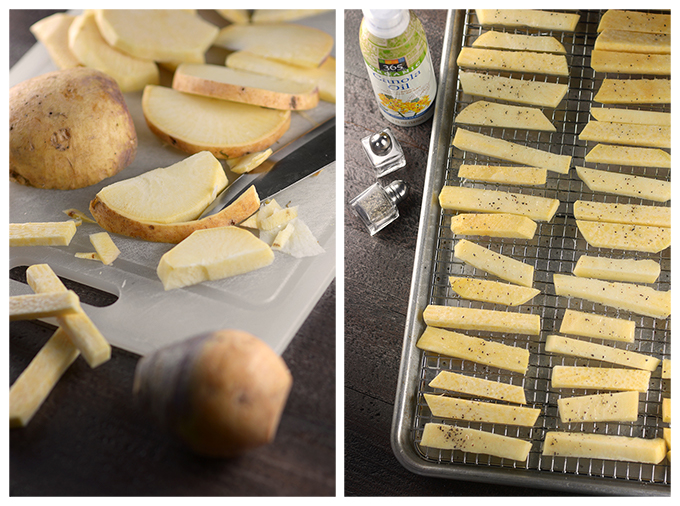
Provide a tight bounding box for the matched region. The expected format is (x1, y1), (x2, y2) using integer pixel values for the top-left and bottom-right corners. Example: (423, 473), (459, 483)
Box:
(9, 9), (335, 497)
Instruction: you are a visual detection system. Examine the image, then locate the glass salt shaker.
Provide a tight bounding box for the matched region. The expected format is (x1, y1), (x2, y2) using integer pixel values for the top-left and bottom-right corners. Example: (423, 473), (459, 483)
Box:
(360, 127), (406, 177)
(349, 180), (408, 236)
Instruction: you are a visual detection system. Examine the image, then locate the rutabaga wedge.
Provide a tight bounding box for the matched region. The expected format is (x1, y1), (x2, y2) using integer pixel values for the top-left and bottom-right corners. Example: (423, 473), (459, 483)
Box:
(573, 201), (670, 228)
(472, 31), (565, 54)
(450, 213), (538, 239)
(597, 10), (671, 34)
(542, 432), (666, 464)
(215, 24), (334, 69)
(559, 309), (635, 343)
(142, 85), (291, 159)
(95, 151), (228, 225)
(429, 370), (527, 404)
(594, 78), (670, 104)
(10, 221), (78, 247)
(557, 391), (640, 423)
(590, 108), (670, 126)
(424, 394), (540, 427)
(94, 10), (218, 63)
(457, 47), (568, 76)
(455, 101), (555, 131)
(30, 13), (81, 69)
(454, 239), (534, 288)
(417, 327), (530, 374)
(551, 365), (651, 392)
(545, 334), (660, 372)
(578, 121), (670, 149)
(573, 255), (661, 284)
(439, 185), (560, 221)
(453, 128), (571, 174)
(585, 144), (671, 169)
(553, 274), (670, 319)
(577, 221), (670, 254)
(458, 165), (547, 186)
(594, 30), (670, 54)
(423, 305), (540, 335)
(68, 12), (159, 93)
(449, 277), (540, 306)
(157, 226), (274, 290)
(575, 166), (670, 203)
(421, 423), (532, 461)
(476, 9), (580, 31)
(227, 51), (336, 103)
(458, 71), (568, 108)
(172, 64), (319, 111)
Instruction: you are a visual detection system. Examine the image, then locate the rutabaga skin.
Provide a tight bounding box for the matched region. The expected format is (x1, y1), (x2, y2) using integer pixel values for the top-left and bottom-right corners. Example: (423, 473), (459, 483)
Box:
(133, 329), (292, 458)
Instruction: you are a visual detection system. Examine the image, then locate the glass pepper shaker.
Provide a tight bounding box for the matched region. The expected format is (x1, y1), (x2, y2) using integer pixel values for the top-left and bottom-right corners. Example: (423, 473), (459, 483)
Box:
(349, 180), (409, 236)
(360, 127), (406, 177)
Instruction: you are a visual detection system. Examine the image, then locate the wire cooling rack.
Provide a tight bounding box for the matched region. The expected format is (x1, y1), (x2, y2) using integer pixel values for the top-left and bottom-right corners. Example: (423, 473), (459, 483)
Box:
(410, 9), (670, 491)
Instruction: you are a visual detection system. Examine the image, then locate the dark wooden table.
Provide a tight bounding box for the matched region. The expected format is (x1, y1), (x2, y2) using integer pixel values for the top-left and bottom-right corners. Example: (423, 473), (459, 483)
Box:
(9, 10), (335, 497)
(343, 10), (573, 496)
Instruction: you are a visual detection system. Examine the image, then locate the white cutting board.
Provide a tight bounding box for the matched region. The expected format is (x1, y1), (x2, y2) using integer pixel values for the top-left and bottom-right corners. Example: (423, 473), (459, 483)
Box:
(9, 10), (336, 356)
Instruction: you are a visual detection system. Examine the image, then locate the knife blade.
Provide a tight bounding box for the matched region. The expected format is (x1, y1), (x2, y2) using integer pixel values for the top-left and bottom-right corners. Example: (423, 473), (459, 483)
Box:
(199, 116), (336, 219)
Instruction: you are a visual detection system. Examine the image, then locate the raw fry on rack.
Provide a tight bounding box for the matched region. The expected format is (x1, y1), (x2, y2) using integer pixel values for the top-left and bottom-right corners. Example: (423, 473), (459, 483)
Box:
(597, 10), (670, 34)
(472, 31), (565, 54)
(542, 432), (666, 464)
(594, 78), (670, 104)
(424, 305), (540, 335)
(559, 309), (635, 343)
(9, 291), (80, 321)
(590, 108), (670, 126)
(576, 221), (670, 254)
(662, 398), (670, 423)
(458, 71), (568, 108)
(551, 365), (651, 392)
(416, 326), (530, 374)
(421, 423), (532, 461)
(575, 166), (670, 203)
(449, 277), (540, 306)
(573, 201), (670, 228)
(594, 30), (670, 54)
(476, 9), (580, 31)
(450, 213), (538, 240)
(591, 50), (670, 75)
(458, 165), (547, 186)
(424, 394), (540, 426)
(557, 391), (640, 423)
(457, 47), (568, 76)
(585, 144), (670, 168)
(573, 255), (661, 284)
(10, 221), (77, 247)
(578, 121), (670, 149)
(455, 101), (555, 131)
(429, 370), (527, 405)
(454, 239), (534, 288)
(661, 359), (670, 379)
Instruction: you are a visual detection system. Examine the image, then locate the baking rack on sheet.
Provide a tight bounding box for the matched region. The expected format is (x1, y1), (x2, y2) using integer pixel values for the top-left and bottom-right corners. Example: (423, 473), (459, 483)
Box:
(391, 9), (670, 495)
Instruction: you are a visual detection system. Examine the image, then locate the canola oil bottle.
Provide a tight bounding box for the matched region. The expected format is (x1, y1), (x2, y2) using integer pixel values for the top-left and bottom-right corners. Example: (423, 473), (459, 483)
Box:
(359, 9), (437, 127)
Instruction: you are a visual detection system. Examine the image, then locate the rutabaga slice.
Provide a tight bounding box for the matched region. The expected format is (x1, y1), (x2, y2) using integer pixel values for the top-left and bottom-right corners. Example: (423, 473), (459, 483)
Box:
(545, 334), (660, 372)
(9, 291), (80, 321)
(542, 432), (666, 464)
(455, 101), (555, 131)
(585, 144), (671, 168)
(458, 71), (568, 108)
(424, 394), (540, 427)
(576, 221), (670, 254)
(578, 121), (670, 149)
(457, 47), (568, 76)
(251, 9), (330, 23)
(575, 166), (670, 203)
(573, 255), (661, 284)
(450, 213), (538, 239)
(594, 29), (670, 54)
(458, 165), (547, 186)
(453, 128), (571, 174)
(89, 232), (120, 266)
(421, 423), (532, 461)
(597, 10), (671, 34)
(29, 13), (81, 70)
(10, 221), (77, 247)
(449, 277), (540, 306)
(156, 226), (274, 290)
(440, 185), (560, 221)
(594, 78), (670, 104)
(416, 326), (530, 374)
(591, 50), (670, 75)
(476, 9), (580, 31)
(590, 108), (670, 126)
(423, 305), (540, 335)
(573, 201), (670, 227)
(454, 239), (534, 288)
(551, 365), (651, 392)
(557, 391), (640, 423)
(553, 274), (670, 319)
(429, 370), (527, 405)
(472, 31), (566, 54)
(559, 309), (635, 343)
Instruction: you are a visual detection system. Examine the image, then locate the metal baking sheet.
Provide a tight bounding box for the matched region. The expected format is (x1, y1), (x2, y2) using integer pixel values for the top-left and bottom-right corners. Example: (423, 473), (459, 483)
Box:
(391, 9), (670, 495)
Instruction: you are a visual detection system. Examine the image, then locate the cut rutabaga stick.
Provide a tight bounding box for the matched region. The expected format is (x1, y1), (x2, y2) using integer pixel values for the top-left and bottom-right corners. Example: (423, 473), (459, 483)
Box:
(597, 10), (670, 34)
(25, 264), (111, 368)
(578, 121), (670, 149)
(594, 78), (670, 105)
(421, 423), (532, 461)
(424, 394), (540, 427)
(662, 398), (670, 423)
(476, 9), (580, 31)
(453, 128), (571, 174)
(416, 326), (530, 374)
(450, 213), (538, 240)
(10, 221), (77, 247)
(545, 334), (660, 372)
(454, 239), (534, 288)
(661, 359), (670, 379)
(458, 71), (568, 108)
(594, 30), (670, 54)
(559, 309), (635, 343)
(423, 305), (540, 335)
(457, 47), (568, 76)
(472, 31), (565, 54)
(557, 391), (640, 423)
(89, 232), (120, 265)
(590, 108), (670, 126)
(553, 274), (670, 319)
(429, 370), (527, 404)
(576, 220), (670, 254)
(10, 328), (80, 428)
(575, 166), (670, 203)
(458, 165), (547, 186)
(449, 277), (540, 306)
(585, 144), (670, 169)
(455, 101), (555, 131)
(9, 291), (81, 321)
(590, 50), (670, 75)
(573, 201), (670, 228)
(542, 432), (666, 464)
(573, 255), (660, 284)
(551, 365), (651, 392)
(439, 185), (560, 221)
